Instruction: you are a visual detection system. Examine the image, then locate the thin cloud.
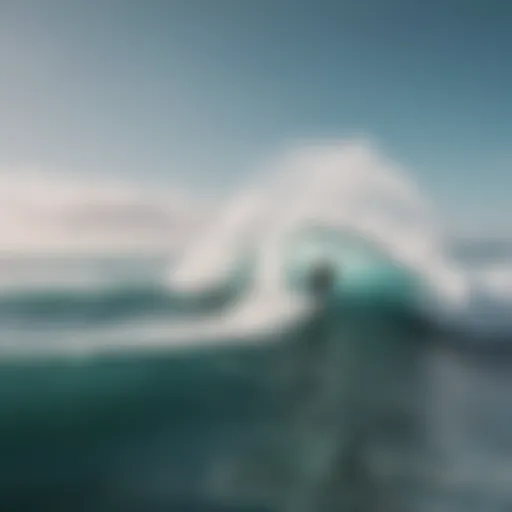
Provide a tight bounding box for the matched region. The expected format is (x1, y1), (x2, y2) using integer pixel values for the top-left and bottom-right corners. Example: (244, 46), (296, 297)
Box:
(0, 169), (209, 254)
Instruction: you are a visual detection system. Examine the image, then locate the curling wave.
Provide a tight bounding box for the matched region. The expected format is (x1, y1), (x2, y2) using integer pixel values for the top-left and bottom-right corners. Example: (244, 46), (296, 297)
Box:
(168, 139), (511, 343)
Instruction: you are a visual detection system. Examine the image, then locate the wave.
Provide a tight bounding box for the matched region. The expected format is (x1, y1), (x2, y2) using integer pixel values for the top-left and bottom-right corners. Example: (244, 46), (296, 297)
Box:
(0, 139), (511, 350)
(1, 139), (512, 510)
(0, 271), (240, 328)
(168, 139), (512, 343)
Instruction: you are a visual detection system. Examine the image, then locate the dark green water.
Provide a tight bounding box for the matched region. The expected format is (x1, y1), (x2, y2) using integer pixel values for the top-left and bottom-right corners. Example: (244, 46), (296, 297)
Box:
(0, 344), (275, 511)
(0, 252), (511, 512)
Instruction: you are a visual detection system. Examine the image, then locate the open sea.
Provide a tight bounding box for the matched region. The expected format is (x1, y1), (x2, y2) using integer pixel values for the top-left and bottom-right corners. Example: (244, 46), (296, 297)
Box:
(2, 143), (512, 512)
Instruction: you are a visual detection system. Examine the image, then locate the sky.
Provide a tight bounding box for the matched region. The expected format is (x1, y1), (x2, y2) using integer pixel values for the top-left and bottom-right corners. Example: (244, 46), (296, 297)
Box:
(1, 0), (512, 238)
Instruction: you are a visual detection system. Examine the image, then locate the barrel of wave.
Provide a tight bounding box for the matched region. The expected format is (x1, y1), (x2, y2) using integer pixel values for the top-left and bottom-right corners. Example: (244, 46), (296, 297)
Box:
(282, 228), (425, 314)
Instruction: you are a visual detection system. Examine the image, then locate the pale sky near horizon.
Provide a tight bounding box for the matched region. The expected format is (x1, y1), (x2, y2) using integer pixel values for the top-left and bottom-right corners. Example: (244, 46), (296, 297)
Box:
(1, 0), (512, 236)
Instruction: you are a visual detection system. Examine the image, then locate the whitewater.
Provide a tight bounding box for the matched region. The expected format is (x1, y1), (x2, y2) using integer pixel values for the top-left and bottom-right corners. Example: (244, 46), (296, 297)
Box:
(2, 139), (512, 511)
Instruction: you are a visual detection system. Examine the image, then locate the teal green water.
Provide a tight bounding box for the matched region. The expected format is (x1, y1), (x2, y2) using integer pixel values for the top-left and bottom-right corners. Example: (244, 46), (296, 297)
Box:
(0, 344), (273, 511)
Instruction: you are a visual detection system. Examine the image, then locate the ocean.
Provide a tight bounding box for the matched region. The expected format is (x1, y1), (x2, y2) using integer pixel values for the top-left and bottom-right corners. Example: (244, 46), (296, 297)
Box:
(2, 141), (512, 511)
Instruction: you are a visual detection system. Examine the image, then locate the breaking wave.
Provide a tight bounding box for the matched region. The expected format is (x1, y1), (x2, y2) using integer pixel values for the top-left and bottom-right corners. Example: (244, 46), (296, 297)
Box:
(0, 139), (511, 350)
(168, 139), (512, 342)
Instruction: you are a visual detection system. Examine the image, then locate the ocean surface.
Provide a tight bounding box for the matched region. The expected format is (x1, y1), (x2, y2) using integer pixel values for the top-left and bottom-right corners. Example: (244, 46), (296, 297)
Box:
(3, 142), (512, 512)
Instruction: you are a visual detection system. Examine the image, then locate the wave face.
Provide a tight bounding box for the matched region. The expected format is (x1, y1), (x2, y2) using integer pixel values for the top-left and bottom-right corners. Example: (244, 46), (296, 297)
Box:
(2, 140), (512, 511)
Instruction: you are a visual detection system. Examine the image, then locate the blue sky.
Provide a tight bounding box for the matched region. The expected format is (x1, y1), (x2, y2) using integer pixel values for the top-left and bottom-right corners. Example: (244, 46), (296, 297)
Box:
(1, 0), (511, 233)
